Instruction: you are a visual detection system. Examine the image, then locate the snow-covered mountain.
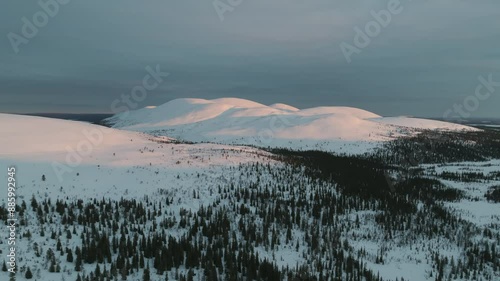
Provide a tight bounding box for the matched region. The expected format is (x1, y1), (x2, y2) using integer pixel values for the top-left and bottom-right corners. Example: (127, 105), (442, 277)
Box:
(0, 112), (499, 281)
(105, 98), (476, 153)
(0, 113), (275, 200)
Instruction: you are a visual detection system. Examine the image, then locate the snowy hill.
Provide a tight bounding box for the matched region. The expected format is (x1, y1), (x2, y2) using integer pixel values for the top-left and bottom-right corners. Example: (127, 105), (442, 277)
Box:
(0, 113), (275, 201)
(105, 98), (476, 154)
(0, 113), (499, 281)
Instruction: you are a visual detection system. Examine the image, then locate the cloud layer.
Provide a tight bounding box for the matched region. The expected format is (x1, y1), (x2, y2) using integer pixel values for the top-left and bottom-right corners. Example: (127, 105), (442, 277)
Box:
(1, 0), (499, 117)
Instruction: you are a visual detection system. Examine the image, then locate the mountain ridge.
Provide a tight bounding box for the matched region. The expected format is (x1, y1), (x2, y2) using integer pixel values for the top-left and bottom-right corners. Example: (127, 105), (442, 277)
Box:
(105, 98), (477, 154)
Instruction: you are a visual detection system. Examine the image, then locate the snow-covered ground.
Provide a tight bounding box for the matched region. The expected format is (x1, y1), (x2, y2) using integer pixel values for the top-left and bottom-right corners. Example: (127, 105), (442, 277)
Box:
(0, 113), (297, 281)
(105, 98), (476, 154)
(0, 113), (275, 202)
(0, 113), (497, 281)
(422, 160), (500, 226)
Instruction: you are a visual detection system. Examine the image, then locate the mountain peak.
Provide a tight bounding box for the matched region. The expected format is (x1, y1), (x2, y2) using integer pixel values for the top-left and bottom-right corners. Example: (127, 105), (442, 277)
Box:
(106, 98), (477, 154)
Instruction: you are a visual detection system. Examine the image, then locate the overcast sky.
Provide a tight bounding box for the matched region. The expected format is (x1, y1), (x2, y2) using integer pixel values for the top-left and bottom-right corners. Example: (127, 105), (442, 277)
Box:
(1, 0), (499, 117)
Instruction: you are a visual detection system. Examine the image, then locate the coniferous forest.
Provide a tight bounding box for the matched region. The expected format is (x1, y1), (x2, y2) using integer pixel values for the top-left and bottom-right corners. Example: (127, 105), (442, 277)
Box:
(1, 130), (500, 281)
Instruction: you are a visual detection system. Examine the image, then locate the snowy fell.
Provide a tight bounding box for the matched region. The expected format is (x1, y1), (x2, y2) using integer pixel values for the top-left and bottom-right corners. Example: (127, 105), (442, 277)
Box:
(105, 98), (476, 153)
(0, 113), (499, 281)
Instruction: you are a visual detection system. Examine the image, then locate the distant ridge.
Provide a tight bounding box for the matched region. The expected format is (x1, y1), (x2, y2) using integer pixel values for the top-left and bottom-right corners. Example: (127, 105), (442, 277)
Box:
(104, 98), (477, 154)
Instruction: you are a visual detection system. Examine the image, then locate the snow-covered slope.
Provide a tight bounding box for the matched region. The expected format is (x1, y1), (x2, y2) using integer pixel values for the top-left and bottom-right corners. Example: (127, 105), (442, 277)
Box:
(105, 98), (476, 154)
(0, 113), (274, 200)
(1, 113), (498, 281)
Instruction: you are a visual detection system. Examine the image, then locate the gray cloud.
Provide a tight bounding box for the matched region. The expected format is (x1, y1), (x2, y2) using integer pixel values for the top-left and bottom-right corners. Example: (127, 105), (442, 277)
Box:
(0, 0), (499, 117)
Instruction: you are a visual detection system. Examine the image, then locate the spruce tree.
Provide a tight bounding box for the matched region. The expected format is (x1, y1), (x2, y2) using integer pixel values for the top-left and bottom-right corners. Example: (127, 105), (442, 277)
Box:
(25, 267), (33, 279)
(67, 249), (74, 263)
(75, 253), (83, 272)
(143, 265), (151, 281)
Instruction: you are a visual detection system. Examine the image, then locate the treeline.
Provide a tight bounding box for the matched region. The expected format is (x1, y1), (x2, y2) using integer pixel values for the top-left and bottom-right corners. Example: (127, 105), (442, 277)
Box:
(1, 149), (499, 280)
(437, 171), (500, 183)
(374, 129), (500, 165)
